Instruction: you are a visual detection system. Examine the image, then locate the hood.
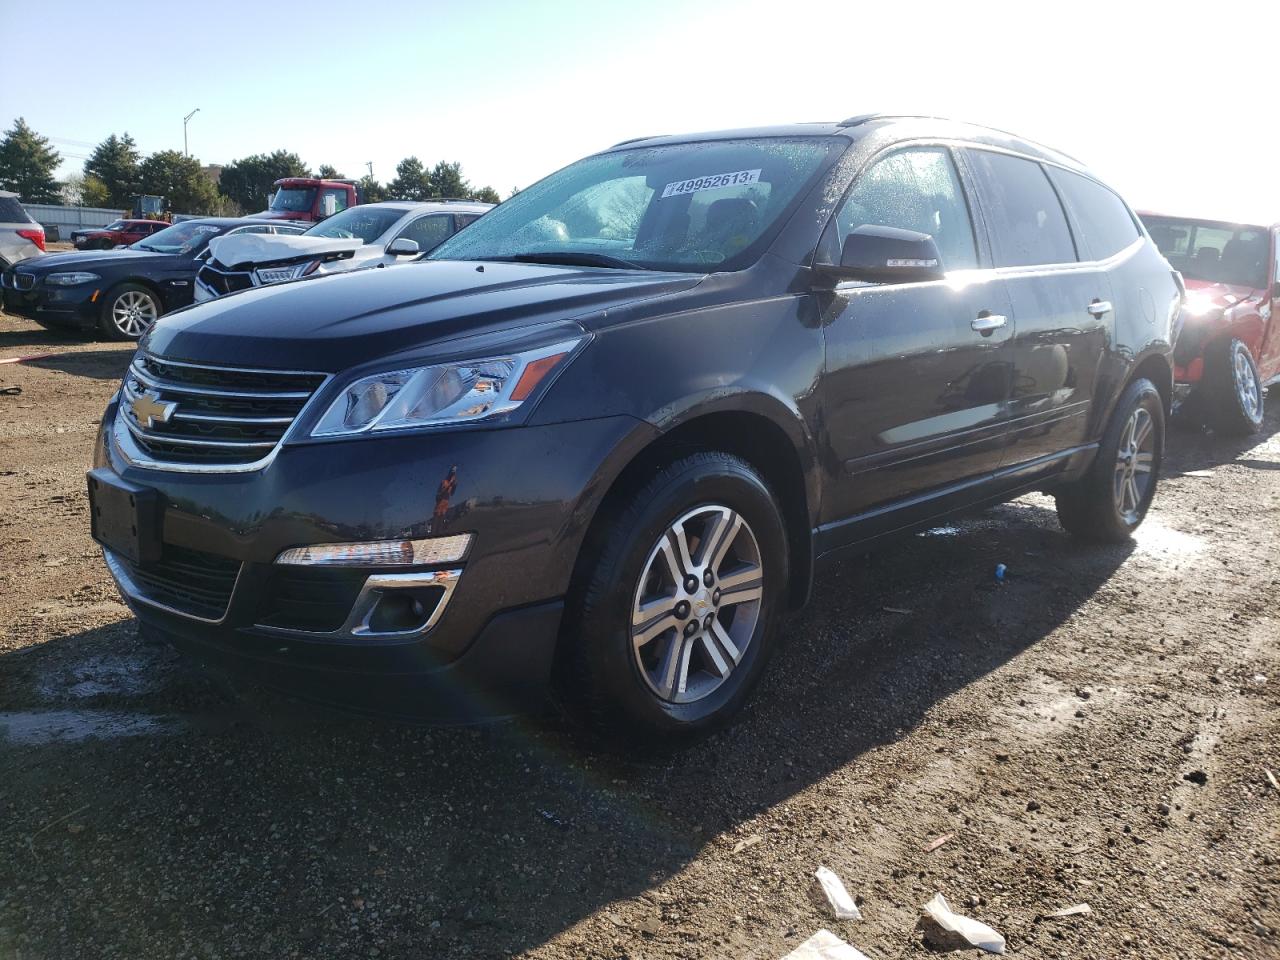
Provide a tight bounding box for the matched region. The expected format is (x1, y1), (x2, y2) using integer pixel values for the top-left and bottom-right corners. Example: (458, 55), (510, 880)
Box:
(208, 233), (361, 269)
(144, 259), (704, 371)
(248, 209), (311, 222)
(1181, 278), (1264, 323)
(14, 248), (172, 273)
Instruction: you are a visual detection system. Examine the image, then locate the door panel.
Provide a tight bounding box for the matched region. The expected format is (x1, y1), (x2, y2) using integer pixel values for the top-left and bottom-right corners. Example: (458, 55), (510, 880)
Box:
(1261, 228), (1280, 380)
(820, 275), (1016, 524)
(962, 149), (1112, 470)
(817, 145), (1016, 534)
(999, 267), (1111, 465)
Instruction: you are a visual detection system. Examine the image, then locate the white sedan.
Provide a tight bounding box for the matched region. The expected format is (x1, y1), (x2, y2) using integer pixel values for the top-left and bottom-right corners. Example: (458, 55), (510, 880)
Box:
(194, 200), (493, 302)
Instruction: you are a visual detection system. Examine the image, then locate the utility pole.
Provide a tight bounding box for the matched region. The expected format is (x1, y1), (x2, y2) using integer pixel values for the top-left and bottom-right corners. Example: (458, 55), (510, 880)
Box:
(366, 161), (374, 179)
(183, 108), (200, 157)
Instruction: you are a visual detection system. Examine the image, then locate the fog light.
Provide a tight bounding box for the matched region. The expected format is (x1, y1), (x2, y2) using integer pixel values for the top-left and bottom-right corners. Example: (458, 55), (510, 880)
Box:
(275, 533), (472, 567)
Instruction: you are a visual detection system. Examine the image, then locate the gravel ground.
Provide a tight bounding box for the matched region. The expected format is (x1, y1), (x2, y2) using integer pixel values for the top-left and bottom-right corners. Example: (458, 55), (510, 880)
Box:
(0, 309), (1277, 959)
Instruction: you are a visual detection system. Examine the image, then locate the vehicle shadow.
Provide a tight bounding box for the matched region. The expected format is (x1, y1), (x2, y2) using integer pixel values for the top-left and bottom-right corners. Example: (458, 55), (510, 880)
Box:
(0, 494), (1138, 958)
(1164, 400), (1280, 479)
(17, 349), (134, 382)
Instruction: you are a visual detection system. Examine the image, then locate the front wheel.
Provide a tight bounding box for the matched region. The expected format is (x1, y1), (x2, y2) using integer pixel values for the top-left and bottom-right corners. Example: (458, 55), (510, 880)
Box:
(559, 452), (788, 742)
(1055, 378), (1165, 543)
(1204, 337), (1264, 436)
(99, 283), (161, 341)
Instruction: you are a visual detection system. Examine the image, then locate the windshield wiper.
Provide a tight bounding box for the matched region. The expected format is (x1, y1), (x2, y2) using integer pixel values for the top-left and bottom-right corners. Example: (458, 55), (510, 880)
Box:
(489, 251), (644, 270)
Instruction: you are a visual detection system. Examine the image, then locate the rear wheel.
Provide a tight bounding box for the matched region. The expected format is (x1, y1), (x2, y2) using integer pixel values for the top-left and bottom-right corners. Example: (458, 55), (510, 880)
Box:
(99, 283), (160, 341)
(1055, 378), (1164, 542)
(560, 452), (787, 741)
(1204, 337), (1264, 436)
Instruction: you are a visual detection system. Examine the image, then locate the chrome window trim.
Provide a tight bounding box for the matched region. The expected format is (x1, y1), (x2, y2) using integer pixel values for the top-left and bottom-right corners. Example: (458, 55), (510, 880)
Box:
(252, 568), (462, 640)
(103, 547), (243, 625)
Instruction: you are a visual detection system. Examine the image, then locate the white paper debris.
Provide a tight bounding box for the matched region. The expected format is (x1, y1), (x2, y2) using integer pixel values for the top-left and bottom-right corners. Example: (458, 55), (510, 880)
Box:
(780, 929), (871, 960)
(814, 866), (862, 921)
(922, 893), (1006, 954)
(1043, 903), (1092, 919)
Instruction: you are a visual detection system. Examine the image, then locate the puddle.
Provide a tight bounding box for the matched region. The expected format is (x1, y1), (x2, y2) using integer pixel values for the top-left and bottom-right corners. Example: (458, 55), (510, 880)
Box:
(0, 710), (180, 745)
(1133, 519), (1207, 558)
(918, 525), (962, 538)
(37, 653), (161, 701)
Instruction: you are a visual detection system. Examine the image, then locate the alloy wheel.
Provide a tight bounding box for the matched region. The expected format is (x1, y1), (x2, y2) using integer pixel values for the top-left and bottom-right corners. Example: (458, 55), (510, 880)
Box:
(1113, 407), (1155, 523)
(1234, 343), (1262, 422)
(112, 290), (158, 338)
(630, 504), (763, 704)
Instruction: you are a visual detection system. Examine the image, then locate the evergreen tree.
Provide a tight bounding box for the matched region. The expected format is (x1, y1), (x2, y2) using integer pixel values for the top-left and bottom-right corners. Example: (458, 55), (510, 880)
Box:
(0, 118), (62, 202)
(219, 150), (311, 210)
(138, 150), (220, 214)
(84, 133), (142, 207)
(388, 156), (431, 201)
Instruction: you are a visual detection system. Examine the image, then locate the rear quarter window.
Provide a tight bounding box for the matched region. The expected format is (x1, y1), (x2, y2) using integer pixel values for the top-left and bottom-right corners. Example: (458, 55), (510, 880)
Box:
(966, 150), (1077, 268)
(1047, 168), (1140, 260)
(0, 197), (32, 224)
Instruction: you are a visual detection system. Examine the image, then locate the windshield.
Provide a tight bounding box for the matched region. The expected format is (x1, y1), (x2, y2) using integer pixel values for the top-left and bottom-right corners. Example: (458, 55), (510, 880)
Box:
(1143, 215), (1271, 289)
(132, 221), (224, 255)
(428, 137), (841, 272)
(104, 220), (127, 231)
(304, 207), (405, 244)
(269, 186), (316, 213)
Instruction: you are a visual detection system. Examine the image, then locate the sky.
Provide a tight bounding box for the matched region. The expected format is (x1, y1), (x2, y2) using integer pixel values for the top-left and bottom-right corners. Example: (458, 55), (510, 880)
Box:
(2, 0), (1278, 222)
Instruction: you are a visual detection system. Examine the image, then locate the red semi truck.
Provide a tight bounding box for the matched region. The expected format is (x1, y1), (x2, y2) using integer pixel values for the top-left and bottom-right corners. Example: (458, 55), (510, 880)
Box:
(253, 177), (363, 224)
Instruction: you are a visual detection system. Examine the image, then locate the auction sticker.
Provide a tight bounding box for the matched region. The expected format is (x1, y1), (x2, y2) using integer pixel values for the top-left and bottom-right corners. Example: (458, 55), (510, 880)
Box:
(661, 168), (760, 199)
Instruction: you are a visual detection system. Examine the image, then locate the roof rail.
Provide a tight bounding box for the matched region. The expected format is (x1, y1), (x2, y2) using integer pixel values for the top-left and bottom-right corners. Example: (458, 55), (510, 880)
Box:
(837, 113), (884, 127)
(611, 134), (665, 147)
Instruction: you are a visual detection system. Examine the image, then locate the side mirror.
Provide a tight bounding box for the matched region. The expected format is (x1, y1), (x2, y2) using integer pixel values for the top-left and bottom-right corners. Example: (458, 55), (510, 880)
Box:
(387, 238), (420, 257)
(321, 194), (338, 218)
(817, 224), (946, 284)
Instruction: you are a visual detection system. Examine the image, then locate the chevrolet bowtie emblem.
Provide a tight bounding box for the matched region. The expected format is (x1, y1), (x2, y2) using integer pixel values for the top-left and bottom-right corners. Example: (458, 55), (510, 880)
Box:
(130, 389), (177, 429)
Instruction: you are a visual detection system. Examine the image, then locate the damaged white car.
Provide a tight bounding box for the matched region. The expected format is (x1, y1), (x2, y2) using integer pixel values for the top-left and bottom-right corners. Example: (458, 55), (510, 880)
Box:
(194, 200), (493, 301)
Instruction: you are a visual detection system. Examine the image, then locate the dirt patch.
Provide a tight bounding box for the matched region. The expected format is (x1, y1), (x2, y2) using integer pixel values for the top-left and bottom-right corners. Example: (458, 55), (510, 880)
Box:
(0, 309), (1276, 959)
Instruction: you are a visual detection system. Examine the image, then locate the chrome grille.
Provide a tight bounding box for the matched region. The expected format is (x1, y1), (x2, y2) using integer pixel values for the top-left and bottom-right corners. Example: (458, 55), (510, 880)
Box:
(117, 354), (328, 471)
(13, 272), (35, 291)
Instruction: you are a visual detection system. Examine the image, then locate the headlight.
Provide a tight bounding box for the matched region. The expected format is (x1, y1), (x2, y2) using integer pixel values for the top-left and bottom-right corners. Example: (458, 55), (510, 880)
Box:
(46, 272), (100, 286)
(310, 338), (584, 438)
(255, 261), (319, 285)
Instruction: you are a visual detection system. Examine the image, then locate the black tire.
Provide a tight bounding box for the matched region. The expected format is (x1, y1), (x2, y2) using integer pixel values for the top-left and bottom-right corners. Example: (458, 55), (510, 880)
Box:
(98, 282), (161, 341)
(559, 451), (788, 742)
(1203, 337), (1264, 436)
(1055, 378), (1164, 543)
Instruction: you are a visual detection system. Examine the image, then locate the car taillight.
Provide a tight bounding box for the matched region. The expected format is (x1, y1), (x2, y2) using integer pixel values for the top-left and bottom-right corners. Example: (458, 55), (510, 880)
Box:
(17, 228), (45, 252)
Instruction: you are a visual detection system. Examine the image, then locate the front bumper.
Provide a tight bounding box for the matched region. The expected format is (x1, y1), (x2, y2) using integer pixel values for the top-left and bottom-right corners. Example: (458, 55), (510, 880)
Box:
(93, 395), (654, 717)
(2, 278), (98, 326)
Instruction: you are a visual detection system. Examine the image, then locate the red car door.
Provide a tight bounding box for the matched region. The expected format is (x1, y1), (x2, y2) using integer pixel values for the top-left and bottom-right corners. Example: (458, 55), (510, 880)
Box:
(1260, 227), (1280, 382)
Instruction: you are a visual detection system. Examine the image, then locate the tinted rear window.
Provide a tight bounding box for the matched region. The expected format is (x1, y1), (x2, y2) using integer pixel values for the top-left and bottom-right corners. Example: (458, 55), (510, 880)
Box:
(1048, 168), (1139, 260)
(0, 197), (31, 223)
(966, 150), (1076, 267)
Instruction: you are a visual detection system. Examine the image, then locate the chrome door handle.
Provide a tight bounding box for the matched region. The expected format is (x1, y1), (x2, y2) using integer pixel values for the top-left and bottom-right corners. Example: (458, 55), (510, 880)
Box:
(1087, 300), (1113, 317)
(971, 314), (1008, 333)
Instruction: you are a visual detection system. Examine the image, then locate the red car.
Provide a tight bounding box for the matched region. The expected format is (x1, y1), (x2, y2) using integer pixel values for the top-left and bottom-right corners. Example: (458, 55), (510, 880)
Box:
(1142, 213), (1279, 434)
(71, 219), (168, 251)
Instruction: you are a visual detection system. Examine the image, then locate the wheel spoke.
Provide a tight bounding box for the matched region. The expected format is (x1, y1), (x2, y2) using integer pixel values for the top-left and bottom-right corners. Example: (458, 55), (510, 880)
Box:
(668, 521), (696, 581)
(1132, 413), (1152, 451)
(718, 563), (762, 591)
(654, 538), (683, 586)
(1133, 452), (1154, 474)
(710, 619), (742, 664)
(719, 580), (763, 608)
(699, 632), (730, 678)
(701, 509), (741, 573)
(655, 634), (687, 700)
(1126, 475), (1140, 513)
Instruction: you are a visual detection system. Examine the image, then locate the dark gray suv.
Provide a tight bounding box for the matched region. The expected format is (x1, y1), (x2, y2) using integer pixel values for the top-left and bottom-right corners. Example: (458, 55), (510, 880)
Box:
(90, 116), (1180, 740)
